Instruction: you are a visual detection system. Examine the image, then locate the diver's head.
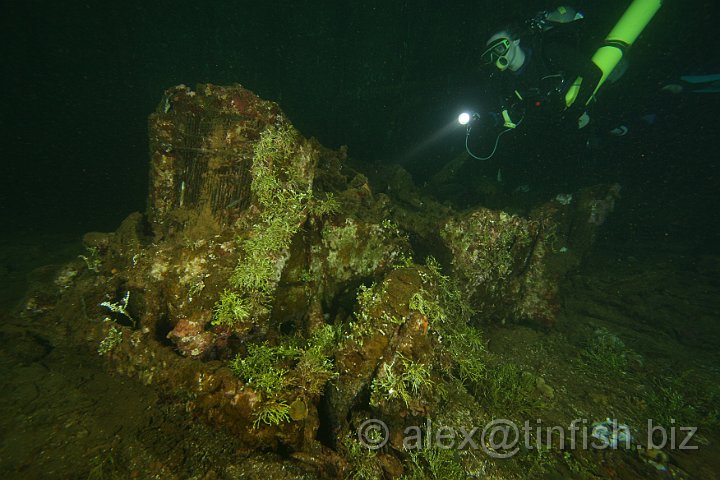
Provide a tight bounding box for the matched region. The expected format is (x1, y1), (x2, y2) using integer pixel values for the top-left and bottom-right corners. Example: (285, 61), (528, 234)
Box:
(481, 30), (526, 72)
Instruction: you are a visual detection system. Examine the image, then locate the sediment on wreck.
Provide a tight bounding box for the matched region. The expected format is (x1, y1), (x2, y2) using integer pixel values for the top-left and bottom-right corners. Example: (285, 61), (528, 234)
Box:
(440, 182), (621, 326)
(16, 83), (622, 477)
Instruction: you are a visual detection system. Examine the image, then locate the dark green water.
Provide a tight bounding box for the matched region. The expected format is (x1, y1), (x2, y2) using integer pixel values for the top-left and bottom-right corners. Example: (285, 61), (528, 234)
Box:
(2, 0), (718, 240)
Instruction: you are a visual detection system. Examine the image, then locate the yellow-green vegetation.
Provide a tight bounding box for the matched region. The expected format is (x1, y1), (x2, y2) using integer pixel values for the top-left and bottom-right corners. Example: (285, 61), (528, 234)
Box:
(79, 245), (102, 272)
(442, 210), (534, 285)
(371, 354), (434, 407)
(409, 290), (445, 323)
(580, 327), (639, 375)
(401, 447), (465, 480)
(211, 289), (251, 326)
(343, 436), (383, 480)
(294, 323), (340, 395)
(491, 212), (534, 279)
(355, 283), (385, 320)
(230, 342), (302, 395)
(349, 282), (405, 341)
(396, 252), (415, 268)
(311, 192), (340, 218)
(561, 450), (587, 476)
(418, 257), (476, 323)
(525, 445), (556, 477)
(100, 291), (135, 327)
(479, 362), (543, 416)
(97, 294), (134, 355)
(409, 258), (544, 416)
(411, 257), (487, 385)
(252, 399), (291, 429)
(441, 329), (488, 386)
(646, 371), (720, 429)
(647, 384), (692, 428)
(230, 324), (339, 428)
(319, 217), (410, 285)
(250, 123), (313, 210)
(87, 451), (123, 480)
(518, 444), (589, 477)
(97, 325), (123, 355)
(215, 123), (315, 327)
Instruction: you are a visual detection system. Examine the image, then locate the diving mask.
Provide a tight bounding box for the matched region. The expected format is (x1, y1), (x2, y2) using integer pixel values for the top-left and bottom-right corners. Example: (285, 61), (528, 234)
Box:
(481, 37), (512, 70)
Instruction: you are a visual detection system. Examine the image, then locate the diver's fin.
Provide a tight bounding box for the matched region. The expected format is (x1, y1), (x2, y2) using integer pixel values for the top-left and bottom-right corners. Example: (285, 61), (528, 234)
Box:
(661, 83), (683, 94)
(690, 88), (720, 93)
(680, 74), (720, 84)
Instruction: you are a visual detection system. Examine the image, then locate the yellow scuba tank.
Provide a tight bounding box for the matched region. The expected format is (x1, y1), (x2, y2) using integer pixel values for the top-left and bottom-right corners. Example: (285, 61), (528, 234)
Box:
(564, 0), (663, 108)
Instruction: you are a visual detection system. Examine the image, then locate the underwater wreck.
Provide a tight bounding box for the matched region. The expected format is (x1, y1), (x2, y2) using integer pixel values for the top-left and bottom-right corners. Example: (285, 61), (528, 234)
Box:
(20, 84), (622, 477)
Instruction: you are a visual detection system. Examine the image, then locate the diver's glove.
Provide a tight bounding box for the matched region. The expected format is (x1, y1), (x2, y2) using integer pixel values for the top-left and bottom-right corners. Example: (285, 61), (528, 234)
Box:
(608, 125), (629, 137)
(578, 111), (590, 129)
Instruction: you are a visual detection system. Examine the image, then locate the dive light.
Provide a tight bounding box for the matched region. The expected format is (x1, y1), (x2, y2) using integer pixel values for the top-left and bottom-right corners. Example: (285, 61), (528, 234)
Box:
(457, 108), (520, 161)
(458, 112), (478, 125)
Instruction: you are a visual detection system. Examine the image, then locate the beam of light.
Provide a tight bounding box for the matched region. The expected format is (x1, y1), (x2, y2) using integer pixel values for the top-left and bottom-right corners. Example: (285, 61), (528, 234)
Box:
(393, 118), (463, 165)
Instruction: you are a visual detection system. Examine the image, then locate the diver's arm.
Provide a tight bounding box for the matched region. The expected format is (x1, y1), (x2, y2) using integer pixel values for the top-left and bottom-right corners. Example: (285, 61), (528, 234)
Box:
(499, 92), (526, 128)
(544, 42), (602, 123)
(484, 78), (526, 129)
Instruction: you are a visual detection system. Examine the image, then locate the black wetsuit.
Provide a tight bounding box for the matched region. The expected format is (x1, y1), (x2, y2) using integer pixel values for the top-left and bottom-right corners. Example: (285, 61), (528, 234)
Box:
(493, 20), (603, 128)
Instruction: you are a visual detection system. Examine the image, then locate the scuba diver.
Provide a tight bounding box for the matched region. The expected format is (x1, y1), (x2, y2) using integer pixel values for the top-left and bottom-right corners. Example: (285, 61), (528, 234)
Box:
(462, 1), (663, 160)
(481, 6), (602, 131)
